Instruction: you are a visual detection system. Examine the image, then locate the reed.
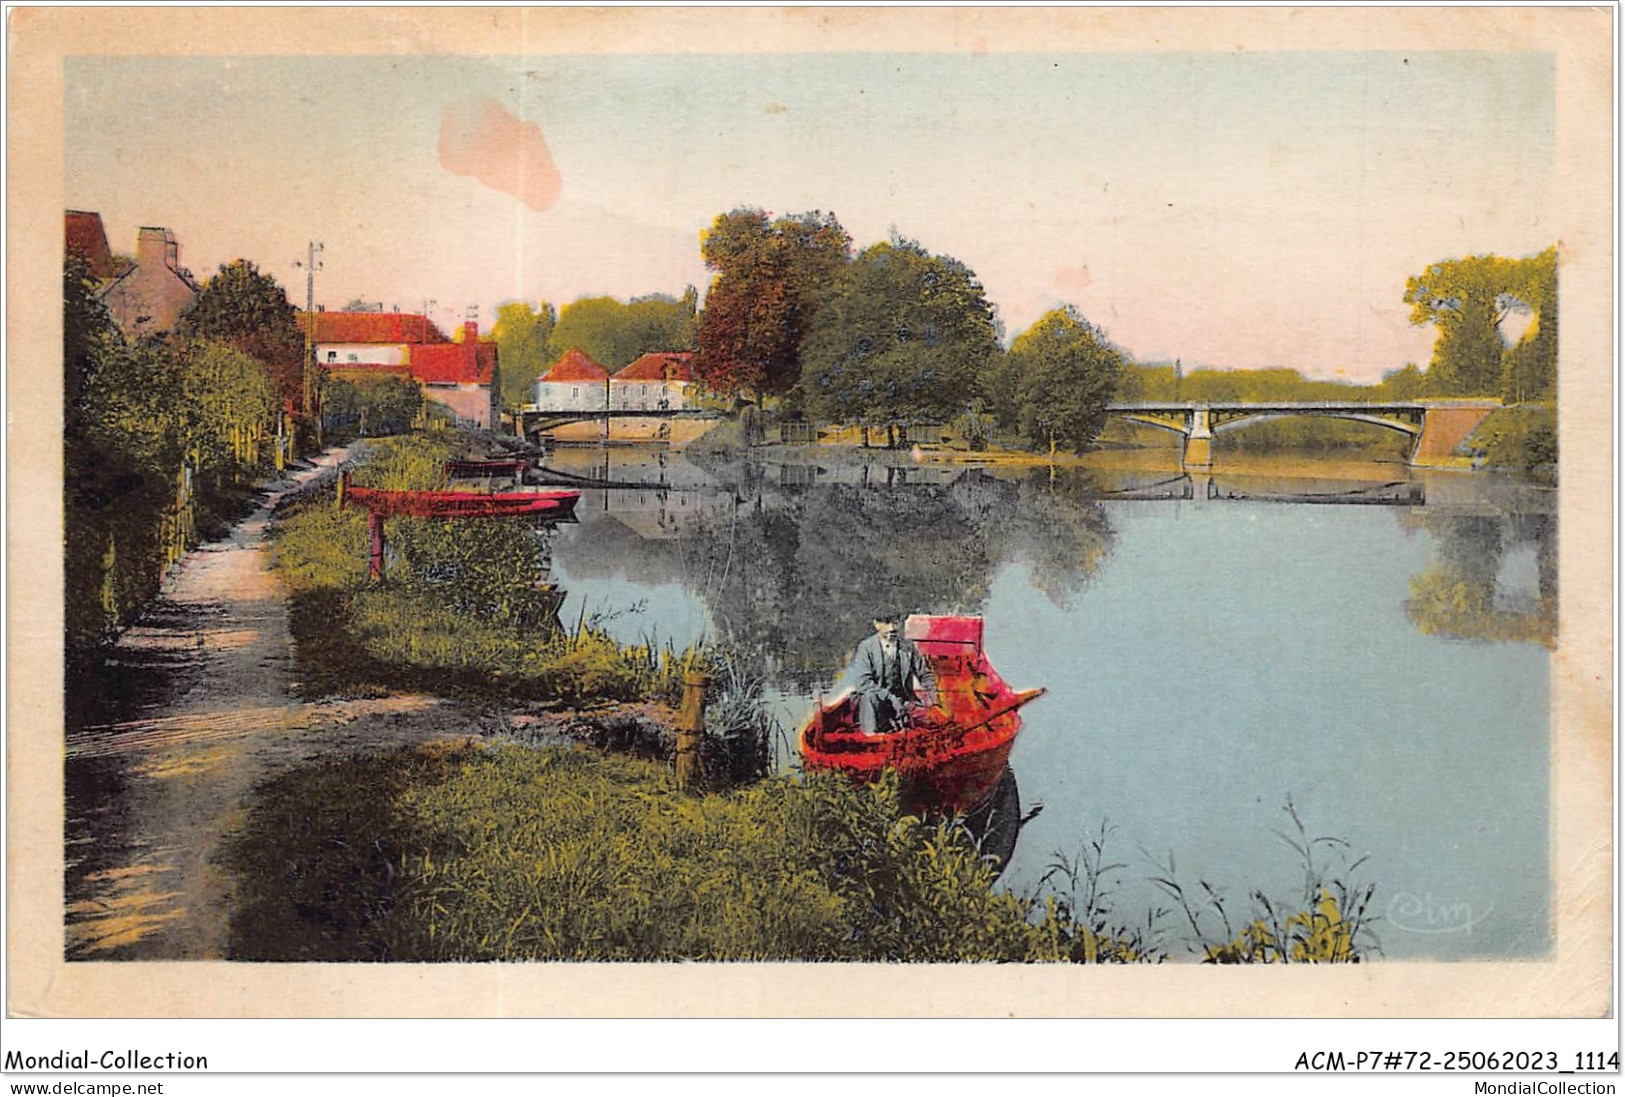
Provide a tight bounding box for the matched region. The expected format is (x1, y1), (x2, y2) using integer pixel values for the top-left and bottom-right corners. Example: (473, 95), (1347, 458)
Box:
(1031, 820), (1166, 963)
(1144, 798), (1379, 963)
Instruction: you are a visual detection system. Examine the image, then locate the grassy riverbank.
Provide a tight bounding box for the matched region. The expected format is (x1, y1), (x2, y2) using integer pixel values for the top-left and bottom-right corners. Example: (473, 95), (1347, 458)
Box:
(271, 433), (693, 707)
(226, 738), (1373, 963)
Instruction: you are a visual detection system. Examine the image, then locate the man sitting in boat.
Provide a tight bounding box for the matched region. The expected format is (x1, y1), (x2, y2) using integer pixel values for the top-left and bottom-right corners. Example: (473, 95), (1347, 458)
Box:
(849, 613), (938, 735)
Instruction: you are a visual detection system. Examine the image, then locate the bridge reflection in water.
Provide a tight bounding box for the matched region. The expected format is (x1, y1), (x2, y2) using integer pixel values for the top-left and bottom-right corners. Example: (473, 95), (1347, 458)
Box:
(1095, 470), (1426, 506)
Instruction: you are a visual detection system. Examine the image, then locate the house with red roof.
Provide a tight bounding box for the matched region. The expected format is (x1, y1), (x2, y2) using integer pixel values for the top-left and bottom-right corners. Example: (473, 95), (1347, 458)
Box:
(531, 348), (610, 413)
(407, 322), (501, 429)
(298, 309), (449, 370)
(611, 352), (697, 412)
(65, 210), (117, 281)
(297, 311), (499, 430)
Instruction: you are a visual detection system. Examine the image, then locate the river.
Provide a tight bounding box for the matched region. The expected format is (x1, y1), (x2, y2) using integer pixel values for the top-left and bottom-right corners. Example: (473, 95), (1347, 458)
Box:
(541, 444), (1554, 960)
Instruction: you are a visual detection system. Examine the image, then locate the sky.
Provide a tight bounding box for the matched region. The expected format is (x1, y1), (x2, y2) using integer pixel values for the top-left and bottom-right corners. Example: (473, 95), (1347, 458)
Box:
(65, 50), (1555, 382)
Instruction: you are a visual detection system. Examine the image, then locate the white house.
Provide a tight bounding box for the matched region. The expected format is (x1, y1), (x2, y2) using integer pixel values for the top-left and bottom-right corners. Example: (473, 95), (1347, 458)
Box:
(610, 352), (697, 411)
(531, 347), (610, 412)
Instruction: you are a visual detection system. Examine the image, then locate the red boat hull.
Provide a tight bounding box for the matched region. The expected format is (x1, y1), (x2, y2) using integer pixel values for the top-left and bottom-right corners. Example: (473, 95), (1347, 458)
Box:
(343, 483), (579, 520)
(798, 615), (1044, 815)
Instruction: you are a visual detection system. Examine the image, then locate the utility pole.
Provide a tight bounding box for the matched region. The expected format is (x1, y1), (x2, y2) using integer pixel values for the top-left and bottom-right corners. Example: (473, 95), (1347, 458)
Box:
(295, 242), (324, 446)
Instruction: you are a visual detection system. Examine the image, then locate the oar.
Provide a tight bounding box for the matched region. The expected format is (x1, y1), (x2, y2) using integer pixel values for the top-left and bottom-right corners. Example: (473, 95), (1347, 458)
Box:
(913, 687), (1047, 743)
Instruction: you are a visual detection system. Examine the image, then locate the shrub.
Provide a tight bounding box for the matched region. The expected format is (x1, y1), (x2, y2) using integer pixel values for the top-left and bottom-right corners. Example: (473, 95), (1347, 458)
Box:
(1465, 404), (1556, 473)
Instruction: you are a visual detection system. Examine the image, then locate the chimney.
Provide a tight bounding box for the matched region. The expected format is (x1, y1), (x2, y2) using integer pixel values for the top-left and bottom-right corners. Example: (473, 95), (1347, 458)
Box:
(136, 226), (171, 268)
(462, 320), (479, 343)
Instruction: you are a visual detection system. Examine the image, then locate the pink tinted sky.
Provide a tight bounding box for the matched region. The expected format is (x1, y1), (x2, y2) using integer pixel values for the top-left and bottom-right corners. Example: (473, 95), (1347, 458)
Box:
(65, 50), (1554, 382)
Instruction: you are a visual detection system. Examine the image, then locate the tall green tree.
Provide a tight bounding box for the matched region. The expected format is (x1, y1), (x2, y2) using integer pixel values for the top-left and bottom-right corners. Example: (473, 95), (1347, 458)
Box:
(1499, 246), (1557, 404)
(693, 209), (851, 403)
(176, 259), (306, 413)
(179, 340), (277, 479)
(64, 253), (119, 450)
(1404, 252), (1541, 396)
(798, 236), (996, 443)
(547, 290), (697, 372)
(492, 300), (557, 407)
(993, 306), (1126, 458)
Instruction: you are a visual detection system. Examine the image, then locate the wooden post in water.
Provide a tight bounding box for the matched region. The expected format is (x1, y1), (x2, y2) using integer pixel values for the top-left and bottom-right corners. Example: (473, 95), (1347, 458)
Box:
(675, 669), (710, 790)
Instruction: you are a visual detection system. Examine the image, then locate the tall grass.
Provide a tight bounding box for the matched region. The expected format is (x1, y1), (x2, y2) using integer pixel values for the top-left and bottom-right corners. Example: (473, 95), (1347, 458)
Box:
(225, 739), (1377, 964)
(1032, 821), (1166, 963)
(228, 744), (1060, 961)
(1145, 799), (1380, 963)
(349, 433), (454, 491)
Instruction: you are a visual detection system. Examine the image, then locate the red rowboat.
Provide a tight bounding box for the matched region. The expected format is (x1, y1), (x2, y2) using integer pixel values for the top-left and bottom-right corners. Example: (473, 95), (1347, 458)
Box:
(341, 478), (579, 520)
(338, 474), (581, 579)
(798, 615), (1045, 815)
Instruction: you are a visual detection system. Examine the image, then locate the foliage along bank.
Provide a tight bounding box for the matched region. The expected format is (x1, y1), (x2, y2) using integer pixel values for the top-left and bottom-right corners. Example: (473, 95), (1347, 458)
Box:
(64, 255), (297, 662)
(679, 207), (1558, 463)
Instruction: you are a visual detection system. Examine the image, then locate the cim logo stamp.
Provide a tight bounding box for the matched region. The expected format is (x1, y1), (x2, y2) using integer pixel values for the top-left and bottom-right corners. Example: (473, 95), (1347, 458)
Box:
(1387, 891), (1493, 935)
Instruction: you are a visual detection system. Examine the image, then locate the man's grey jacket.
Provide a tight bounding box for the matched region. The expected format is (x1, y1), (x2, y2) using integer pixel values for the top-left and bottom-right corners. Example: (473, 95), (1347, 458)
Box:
(850, 633), (937, 706)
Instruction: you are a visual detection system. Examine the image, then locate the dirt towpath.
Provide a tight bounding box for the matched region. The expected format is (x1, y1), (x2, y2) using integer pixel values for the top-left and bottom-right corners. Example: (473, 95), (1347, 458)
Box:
(63, 448), (472, 960)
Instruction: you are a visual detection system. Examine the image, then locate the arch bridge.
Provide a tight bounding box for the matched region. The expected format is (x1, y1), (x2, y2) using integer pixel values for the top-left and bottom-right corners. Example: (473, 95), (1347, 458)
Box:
(1106, 400), (1501, 469)
(513, 406), (717, 441)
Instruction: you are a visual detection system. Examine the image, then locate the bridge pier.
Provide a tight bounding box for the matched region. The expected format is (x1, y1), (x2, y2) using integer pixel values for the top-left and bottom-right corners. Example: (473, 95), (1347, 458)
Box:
(1182, 406), (1214, 470)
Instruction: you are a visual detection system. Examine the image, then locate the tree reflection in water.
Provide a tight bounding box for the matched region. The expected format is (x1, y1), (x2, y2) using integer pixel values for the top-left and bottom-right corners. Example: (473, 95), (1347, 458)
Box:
(1402, 504), (1556, 648)
(672, 462), (1116, 683)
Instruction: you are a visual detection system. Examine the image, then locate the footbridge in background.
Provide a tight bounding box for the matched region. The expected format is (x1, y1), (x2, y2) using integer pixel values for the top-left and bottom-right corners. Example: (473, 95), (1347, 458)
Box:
(511, 406), (719, 441)
(1105, 400), (1502, 469)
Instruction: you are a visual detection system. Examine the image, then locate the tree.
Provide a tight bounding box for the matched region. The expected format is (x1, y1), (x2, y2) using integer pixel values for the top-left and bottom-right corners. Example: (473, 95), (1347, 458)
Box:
(176, 259), (306, 414)
(547, 290), (697, 372)
(993, 306), (1126, 458)
(64, 253), (119, 448)
(1499, 246), (1557, 404)
(178, 340), (277, 481)
(1404, 252), (1536, 396)
(493, 300), (557, 407)
(693, 209), (851, 403)
(798, 236), (996, 444)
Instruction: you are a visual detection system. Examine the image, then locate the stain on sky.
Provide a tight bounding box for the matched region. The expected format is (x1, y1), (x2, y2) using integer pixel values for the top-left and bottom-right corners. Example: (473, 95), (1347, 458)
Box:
(437, 95), (563, 213)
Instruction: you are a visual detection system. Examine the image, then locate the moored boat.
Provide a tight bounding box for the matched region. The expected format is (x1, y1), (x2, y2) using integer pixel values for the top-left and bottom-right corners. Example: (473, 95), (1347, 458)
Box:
(340, 474), (579, 520)
(798, 615), (1045, 815)
(444, 457), (534, 479)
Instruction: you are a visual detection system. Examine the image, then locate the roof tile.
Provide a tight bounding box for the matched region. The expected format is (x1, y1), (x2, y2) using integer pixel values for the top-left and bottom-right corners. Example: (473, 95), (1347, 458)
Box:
(615, 352), (694, 382)
(297, 311), (450, 345)
(540, 347), (610, 383)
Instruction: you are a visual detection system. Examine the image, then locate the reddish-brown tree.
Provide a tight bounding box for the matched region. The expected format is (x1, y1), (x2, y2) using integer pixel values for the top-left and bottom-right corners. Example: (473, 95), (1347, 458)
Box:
(692, 209), (850, 404)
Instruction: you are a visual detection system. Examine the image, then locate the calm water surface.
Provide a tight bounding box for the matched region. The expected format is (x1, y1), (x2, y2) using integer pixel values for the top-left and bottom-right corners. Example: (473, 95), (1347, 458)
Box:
(545, 446), (1553, 960)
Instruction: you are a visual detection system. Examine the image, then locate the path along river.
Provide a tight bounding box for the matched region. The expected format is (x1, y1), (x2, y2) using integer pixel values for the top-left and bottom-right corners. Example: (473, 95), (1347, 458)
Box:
(547, 446), (1554, 960)
(62, 448), (475, 959)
